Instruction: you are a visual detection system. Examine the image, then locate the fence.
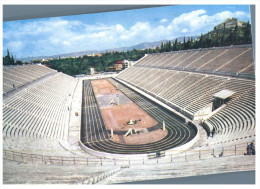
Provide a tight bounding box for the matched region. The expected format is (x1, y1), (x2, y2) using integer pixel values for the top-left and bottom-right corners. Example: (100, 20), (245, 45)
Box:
(3, 142), (250, 167)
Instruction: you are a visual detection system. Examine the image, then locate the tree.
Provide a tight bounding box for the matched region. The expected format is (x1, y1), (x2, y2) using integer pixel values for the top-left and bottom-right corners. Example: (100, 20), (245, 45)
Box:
(7, 49), (10, 58)
(207, 32), (213, 47)
(183, 37), (186, 50)
(185, 37), (192, 50)
(173, 39), (178, 51)
(199, 33), (203, 47)
(11, 55), (15, 64)
(166, 41), (171, 52)
(3, 49), (12, 65)
(234, 21), (238, 44)
(160, 42), (164, 52)
(244, 21), (252, 44)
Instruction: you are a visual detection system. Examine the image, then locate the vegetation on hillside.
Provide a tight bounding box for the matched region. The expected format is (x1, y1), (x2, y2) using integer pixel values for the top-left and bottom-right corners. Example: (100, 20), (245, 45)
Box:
(36, 50), (146, 75)
(3, 18), (252, 76)
(3, 49), (24, 66)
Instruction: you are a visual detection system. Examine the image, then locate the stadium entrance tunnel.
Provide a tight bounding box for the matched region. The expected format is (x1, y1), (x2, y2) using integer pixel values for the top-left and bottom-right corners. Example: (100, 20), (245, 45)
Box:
(80, 79), (198, 155)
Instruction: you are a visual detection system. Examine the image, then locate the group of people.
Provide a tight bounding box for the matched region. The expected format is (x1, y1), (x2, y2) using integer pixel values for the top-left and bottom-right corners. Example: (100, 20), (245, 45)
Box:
(245, 142), (255, 155)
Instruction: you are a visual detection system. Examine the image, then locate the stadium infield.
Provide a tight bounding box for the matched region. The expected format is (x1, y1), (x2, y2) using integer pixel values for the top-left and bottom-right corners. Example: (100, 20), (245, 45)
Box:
(91, 79), (167, 145)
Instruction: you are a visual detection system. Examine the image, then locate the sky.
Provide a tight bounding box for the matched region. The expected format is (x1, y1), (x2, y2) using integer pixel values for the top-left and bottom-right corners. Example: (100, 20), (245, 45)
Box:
(3, 5), (251, 58)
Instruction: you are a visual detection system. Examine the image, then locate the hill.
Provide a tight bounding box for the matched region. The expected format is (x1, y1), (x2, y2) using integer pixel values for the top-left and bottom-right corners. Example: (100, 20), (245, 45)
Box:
(215, 17), (247, 30)
(195, 17), (251, 47)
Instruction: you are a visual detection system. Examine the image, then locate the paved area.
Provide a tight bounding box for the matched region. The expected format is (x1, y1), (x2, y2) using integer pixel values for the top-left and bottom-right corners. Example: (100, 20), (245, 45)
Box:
(99, 155), (255, 184)
(3, 159), (119, 184)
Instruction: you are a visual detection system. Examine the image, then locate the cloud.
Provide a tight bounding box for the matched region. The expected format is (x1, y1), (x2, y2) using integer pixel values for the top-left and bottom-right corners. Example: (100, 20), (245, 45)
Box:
(172, 9), (207, 26)
(181, 28), (188, 33)
(3, 9), (251, 57)
(166, 9), (250, 36)
(160, 18), (168, 23)
(115, 24), (125, 32)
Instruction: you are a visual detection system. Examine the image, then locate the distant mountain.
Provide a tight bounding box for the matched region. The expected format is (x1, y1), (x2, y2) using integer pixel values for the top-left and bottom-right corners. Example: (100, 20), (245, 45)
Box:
(19, 36), (199, 62)
(109, 36), (199, 51)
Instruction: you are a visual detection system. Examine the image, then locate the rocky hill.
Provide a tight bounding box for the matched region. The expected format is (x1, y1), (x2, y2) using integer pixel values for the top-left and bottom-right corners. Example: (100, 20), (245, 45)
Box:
(215, 17), (247, 30)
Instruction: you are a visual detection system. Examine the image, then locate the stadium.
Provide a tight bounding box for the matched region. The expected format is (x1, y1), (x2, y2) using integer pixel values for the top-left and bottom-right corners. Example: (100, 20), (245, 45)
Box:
(2, 4), (256, 185)
(3, 43), (255, 184)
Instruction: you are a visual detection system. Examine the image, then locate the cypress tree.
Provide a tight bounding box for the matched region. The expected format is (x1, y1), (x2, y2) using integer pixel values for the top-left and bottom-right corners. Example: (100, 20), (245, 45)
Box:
(198, 34), (202, 47)
(234, 21), (238, 44)
(173, 38), (178, 51)
(244, 21), (251, 44)
(160, 42), (164, 52)
(4, 49), (11, 65)
(183, 37), (186, 50)
(167, 41), (171, 52)
(11, 55), (15, 64)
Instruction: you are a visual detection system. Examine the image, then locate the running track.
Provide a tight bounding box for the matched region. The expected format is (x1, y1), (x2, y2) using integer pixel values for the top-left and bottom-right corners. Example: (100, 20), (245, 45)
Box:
(81, 79), (197, 154)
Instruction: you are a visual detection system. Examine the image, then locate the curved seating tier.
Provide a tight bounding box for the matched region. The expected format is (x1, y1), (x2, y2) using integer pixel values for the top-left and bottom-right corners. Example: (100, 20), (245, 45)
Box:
(3, 73), (77, 140)
(135, 45), (254, 78)
(3, 64), (57, 94)
(205, 88), (255, 144)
